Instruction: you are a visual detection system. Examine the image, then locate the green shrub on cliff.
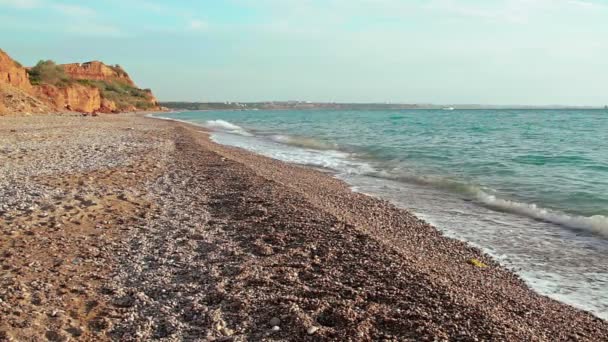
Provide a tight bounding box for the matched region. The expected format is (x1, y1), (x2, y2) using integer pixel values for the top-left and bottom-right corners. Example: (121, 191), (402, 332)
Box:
(108, 64), (129, 78)
(76, 79), (155, 110)
(29, 60), (72, 87)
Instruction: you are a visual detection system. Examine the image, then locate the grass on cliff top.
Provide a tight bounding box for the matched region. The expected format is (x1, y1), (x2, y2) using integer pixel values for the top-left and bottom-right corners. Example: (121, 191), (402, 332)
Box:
(29, 60), (72, 87)
(77, 79), (155, 110)
(108, 64), (129, 78)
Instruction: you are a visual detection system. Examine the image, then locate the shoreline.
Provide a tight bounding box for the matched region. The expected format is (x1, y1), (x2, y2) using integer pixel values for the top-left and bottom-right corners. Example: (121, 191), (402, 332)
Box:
(152, 110), (608, 319)
(147, 117), (608, 324)
(152, 111), (608, 238)
(1, 113), (607, 340)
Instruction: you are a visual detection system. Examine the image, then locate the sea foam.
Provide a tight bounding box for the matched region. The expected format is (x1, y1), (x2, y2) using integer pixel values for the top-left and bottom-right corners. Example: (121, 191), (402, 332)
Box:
(204, 120), (253, 136)
(474, 191), (608, 238)
(372, 170), (608, 238)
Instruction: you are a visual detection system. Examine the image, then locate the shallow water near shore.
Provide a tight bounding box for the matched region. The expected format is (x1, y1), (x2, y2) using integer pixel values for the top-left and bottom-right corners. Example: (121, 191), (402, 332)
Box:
(156, 109), (608, 319)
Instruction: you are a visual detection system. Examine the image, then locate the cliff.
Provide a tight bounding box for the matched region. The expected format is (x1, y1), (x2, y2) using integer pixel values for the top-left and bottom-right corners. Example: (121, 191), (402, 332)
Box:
(0, 83), (52, 115)
(0, 49), (32, 92)
(62, 61), (136, 87)
(34, 83), (101, 114)
(0, 50), (51, 114)
(0, 49), (160, 115)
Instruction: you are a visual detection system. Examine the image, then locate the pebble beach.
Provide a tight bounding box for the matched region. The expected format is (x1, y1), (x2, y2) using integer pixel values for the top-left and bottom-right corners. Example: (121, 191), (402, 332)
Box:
(1, 113), (607, 341)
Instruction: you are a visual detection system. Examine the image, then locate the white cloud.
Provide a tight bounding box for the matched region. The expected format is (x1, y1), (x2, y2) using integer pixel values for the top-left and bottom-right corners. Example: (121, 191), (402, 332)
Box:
(125, 0), (165, 12)
(64, 23), (126, 37)
(241, 0), (608, 25)
(52, 3), (95, 16)
(425, 0), (608, 22)
(189, 19), (208, 31)
(0, 0), (125, 37)
(0, 0), (96, 16)
(0, 0), (42, 9)
(567, 0), (608, 8)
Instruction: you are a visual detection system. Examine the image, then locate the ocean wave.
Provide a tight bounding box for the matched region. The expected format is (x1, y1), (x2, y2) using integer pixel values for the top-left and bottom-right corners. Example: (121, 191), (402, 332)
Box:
(474, 192), (608, 238)
(370, 170), (491, 196)
(203, 121), (344, 152)
(269, 134), (338, 150)
(204, 120), (253, 136)
(209, 129), (375, 176)
(370, 170), (608, 238)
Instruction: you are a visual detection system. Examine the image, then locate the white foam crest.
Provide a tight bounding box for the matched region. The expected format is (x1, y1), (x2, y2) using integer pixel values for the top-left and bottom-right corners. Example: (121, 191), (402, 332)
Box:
(205, 120), (253, 136)
(373, 168), (608, 238)
(269, 134), (291, 144)
(475, 191), (608, 237)
(147, 114), (192, 125)
(209, 131), (375, 175)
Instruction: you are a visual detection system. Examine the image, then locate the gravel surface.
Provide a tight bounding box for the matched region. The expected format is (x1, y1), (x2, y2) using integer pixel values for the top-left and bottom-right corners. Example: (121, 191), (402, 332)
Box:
(1, 114), (607, 341)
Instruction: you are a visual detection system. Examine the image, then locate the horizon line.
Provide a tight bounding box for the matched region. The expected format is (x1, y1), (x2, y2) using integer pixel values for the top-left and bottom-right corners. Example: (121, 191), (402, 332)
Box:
(158, 101), (608, 108)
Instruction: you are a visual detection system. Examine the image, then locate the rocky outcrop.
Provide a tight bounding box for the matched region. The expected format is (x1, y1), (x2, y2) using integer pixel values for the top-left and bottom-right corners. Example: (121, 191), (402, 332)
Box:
(101, 98), (117, 112)
(59, 61), (158, 112)
(62, 61), (135, 87)
(34, 83), (101, 113)
(0, 49), (32, 92)
(0, 48), (162, 115)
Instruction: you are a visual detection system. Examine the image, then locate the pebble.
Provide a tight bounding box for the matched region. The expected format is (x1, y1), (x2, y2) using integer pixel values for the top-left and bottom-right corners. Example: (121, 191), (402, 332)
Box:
(307, 326), (319, 335)
(220, 327), (234, 336)
(3, 114), (607, 342)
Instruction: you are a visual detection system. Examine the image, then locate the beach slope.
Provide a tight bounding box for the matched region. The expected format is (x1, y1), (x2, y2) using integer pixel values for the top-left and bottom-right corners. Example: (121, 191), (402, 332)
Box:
(1, 114), (606, 341)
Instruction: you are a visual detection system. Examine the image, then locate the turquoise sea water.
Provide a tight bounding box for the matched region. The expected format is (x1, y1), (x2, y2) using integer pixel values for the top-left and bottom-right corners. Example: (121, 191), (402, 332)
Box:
(157, 109), (608, 319)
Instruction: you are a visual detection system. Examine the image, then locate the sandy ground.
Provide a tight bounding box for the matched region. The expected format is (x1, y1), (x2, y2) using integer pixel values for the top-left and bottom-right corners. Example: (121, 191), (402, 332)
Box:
(0, 113), (606, 341)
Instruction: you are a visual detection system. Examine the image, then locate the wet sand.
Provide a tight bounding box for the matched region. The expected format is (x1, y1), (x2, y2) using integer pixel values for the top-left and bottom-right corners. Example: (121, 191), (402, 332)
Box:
(1, 113), (606, 341)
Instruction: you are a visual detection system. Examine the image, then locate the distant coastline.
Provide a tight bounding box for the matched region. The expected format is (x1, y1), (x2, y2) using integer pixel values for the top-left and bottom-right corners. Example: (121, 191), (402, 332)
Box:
(160, 101), (607, 111)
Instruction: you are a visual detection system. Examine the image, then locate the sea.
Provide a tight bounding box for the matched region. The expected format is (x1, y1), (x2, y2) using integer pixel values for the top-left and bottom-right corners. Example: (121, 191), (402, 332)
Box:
(155, 108), (608, 320)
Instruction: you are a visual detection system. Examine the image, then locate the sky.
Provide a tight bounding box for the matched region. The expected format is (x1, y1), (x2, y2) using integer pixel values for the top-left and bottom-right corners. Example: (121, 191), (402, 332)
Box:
(1, 0), (607, 105)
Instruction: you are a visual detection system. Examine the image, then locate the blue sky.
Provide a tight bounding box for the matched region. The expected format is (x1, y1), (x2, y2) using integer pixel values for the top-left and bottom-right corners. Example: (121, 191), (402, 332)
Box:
(1, 0), (607, 105)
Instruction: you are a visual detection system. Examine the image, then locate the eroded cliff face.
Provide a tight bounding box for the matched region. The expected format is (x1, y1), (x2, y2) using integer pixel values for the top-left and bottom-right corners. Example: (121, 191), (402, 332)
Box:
(34, 84), (101, 113)
(0, 49), (32, 92)
(0, 50), (51, 115)
(0, 49), (160, 115)
(62, 61), (136, 87)
(57, 61), (158, 112)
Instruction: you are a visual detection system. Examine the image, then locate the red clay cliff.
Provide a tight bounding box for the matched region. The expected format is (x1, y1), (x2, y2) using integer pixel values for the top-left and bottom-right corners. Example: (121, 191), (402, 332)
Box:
(33, 83), (102, 114)
(61, 61), (136, 87)
(0, 49), (160, 115)
(0, 49), (32, 92)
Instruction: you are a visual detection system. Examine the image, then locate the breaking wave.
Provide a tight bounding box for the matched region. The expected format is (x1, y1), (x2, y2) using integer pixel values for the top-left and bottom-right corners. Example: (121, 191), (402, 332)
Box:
(203, 121), (340, 151)
(371, 170), (608, 238)
(204, 120), (253, 136)
(474, 192), (608, 238)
